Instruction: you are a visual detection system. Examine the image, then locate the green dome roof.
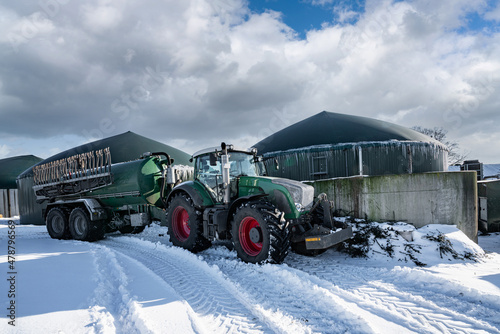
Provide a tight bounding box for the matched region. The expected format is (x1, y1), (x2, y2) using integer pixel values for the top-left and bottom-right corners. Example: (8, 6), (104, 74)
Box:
(254, 111), (442, 154)
(0, 155), (43, 188)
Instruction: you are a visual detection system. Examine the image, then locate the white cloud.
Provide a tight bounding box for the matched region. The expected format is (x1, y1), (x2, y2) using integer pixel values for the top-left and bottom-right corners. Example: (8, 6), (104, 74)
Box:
(0, 0), (499, 162)
(308, 0), (336, 5)
(0, 144), (11, 159)
(484, 2), (500, 22)
(82, 3), (123, 32)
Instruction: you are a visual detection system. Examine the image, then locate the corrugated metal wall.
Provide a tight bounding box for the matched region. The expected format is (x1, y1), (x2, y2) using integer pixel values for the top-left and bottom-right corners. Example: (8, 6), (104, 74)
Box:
(17, 177), (46, 225)
(478, 179), (500, 232)
(263, 141), (448, 181)
(0, 189), (18, 217)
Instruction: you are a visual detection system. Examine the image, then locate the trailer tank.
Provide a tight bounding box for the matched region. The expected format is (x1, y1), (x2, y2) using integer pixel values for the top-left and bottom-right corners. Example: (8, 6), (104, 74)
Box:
(83, 156), (166, 208)
(33, 149), (189, 241)
(32, 149), (171, 209)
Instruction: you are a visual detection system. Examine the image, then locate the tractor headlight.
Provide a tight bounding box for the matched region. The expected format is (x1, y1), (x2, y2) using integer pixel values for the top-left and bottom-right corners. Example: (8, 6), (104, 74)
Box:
(295, 203), (305, 212)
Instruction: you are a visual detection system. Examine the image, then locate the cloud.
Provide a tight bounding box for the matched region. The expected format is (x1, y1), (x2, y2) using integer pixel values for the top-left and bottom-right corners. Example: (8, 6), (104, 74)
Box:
(484, 2), (500, 22)
(0, 144), (12, 159)
(0, 0), (499, 162)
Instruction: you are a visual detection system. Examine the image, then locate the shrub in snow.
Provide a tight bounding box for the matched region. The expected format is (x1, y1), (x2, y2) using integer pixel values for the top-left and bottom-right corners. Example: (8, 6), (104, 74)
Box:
(423, 230), (478, 261)
(336, 218), (484, 266)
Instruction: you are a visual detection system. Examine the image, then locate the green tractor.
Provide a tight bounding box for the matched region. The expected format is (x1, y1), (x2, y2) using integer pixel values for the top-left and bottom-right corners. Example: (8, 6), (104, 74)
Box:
(165, 143), (352, 264)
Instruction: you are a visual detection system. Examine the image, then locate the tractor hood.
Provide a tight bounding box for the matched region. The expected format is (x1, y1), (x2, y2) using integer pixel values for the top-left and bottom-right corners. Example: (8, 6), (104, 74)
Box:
(270, 178), (314, 211)
(238, 176), (314, 217)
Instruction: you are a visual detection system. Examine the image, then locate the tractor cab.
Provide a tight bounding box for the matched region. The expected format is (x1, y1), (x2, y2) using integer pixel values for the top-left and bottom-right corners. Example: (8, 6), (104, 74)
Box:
(192, 144), (263, 204)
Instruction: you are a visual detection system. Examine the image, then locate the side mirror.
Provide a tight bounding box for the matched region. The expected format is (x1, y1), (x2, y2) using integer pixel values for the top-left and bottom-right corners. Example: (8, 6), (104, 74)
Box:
(209, 153), (218, 166)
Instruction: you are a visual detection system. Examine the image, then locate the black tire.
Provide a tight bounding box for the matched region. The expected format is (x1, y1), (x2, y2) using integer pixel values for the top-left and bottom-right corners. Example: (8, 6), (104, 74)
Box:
(166, 193), (211, 253)
(69, 208), (105, 241)
(46, 207), (71, 239)
(119, 226), (146, 234)
(232, 200), (290, 264)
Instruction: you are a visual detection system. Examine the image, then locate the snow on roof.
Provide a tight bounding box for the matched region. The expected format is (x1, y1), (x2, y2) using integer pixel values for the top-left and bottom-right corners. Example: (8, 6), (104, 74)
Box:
(448, 163), (500, 179)
(484, 164), (500, 178)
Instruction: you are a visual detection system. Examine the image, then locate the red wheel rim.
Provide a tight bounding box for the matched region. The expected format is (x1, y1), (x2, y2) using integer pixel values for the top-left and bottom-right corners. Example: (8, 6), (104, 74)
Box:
(239, 217), (263, 256)
(172, 206), (190, 241)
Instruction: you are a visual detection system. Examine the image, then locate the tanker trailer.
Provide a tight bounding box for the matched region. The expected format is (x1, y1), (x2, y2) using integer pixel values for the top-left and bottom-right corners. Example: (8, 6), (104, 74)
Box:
(32, 148), (185, 241)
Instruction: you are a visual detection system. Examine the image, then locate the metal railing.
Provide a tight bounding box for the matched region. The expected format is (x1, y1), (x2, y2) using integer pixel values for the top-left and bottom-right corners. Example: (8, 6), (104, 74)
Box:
(33, 147), (112, 186)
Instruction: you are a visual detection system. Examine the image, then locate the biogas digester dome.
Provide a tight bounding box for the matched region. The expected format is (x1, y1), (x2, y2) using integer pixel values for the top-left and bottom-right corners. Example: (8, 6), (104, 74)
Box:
(254, 111), (448, 181)
(17, 131), (192, 225)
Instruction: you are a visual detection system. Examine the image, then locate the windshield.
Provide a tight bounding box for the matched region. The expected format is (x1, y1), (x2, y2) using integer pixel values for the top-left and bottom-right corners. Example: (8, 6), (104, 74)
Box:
(228, 152), (260, 177)
(195, 152), (262, 181)
(195, 151), (262, 202)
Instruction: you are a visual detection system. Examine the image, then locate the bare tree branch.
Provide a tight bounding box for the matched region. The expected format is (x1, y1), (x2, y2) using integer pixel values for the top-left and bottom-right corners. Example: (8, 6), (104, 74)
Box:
(412, 126), (468, 165)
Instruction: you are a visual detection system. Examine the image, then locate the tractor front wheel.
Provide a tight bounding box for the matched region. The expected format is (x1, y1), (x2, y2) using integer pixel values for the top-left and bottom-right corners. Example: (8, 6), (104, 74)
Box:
(232, 200), (290, 264)
(166, 193), (211, 253)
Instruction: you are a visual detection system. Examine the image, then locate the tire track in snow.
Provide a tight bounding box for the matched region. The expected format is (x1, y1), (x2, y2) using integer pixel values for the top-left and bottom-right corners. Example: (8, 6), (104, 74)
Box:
(100, 237), (276, 334)
(377, 265), (500, 328)
(89, 244), (153, 333)
(288, 256), (500, 334)
(204, 254), (378, 334)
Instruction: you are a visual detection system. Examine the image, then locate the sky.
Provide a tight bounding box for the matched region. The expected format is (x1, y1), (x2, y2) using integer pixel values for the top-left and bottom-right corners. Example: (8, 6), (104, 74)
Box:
(0, 0), (499, 163)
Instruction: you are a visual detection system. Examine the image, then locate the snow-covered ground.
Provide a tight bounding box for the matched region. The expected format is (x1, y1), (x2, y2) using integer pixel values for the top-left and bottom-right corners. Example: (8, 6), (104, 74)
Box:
(1, 217), (500, 334)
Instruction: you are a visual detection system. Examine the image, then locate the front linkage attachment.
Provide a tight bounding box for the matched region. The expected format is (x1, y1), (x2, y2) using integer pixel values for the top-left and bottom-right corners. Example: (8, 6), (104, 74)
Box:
(290, 193), (353, 256)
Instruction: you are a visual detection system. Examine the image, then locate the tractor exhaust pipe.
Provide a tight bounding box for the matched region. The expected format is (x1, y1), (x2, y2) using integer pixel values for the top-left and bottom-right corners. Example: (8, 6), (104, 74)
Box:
(221, 142), (231, 204)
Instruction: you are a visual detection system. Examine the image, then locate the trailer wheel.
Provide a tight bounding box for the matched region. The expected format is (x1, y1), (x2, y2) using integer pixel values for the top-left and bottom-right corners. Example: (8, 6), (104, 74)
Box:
(166, 193), (211, 252)
(69, 208), (105, 241)
(46, 207), (71, 239)
(232, 200), (290, 264)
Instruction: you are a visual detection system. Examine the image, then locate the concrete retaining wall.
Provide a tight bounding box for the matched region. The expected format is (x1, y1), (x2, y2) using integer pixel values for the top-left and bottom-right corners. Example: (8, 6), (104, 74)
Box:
(308, 171), (478, 242)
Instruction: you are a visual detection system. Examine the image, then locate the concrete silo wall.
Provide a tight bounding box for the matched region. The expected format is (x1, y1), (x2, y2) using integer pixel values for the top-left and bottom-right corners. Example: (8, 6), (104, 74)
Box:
(307, 171), (478, 242)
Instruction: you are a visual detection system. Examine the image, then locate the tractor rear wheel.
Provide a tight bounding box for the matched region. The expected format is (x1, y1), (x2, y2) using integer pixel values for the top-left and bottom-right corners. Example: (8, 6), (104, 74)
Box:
(166, 193), (211, 253)
(232, 200), (290, 264)
(68, 208), (105, 241)
(46, 207), (71, 239)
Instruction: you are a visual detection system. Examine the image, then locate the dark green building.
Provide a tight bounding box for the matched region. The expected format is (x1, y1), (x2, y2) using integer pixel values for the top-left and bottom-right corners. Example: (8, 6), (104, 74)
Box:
(17, 131), (192, 225)
(478, 179), (500, 232)
(254, 111), (448, 181)
(0, 155), (43, 217)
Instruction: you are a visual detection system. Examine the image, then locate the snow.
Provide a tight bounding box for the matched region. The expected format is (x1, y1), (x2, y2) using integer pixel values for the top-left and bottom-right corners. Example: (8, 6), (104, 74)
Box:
(2, 217), (500, 334)
(484, 164), (500, 179)
(448, 163), (500, 179)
